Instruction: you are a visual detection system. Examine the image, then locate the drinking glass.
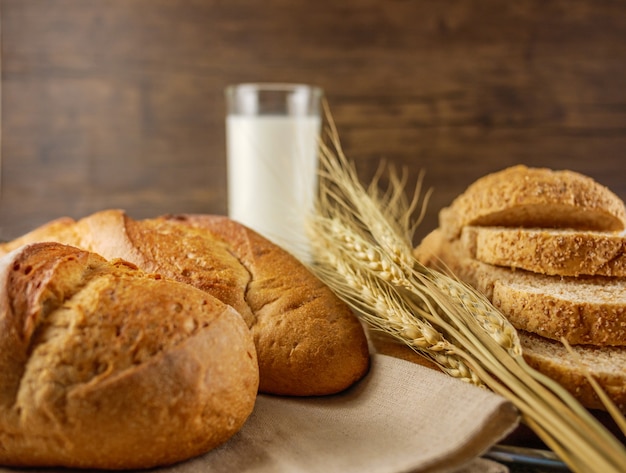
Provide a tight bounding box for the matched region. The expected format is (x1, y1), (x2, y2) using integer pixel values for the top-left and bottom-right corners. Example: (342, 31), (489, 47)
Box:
(225, 83), (323, 261)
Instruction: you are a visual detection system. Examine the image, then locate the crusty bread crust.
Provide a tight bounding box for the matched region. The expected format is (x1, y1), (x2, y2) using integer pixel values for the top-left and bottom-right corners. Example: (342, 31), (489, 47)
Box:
(0, 217), (79, 255)
(493, 277), (626, 347)
(439, 165), (626, 239)
(0, 210), (370, 396)
(0, 242), (258, 469)
(462, 226), (626, 277)
(416, 229), (626, 346)
(157, 214), (370, 396)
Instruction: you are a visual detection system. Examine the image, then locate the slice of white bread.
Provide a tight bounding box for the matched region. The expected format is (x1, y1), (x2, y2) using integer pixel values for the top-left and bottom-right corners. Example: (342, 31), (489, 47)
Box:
(417, 229), (626, 347)
(461, 226), (626, 277)
(439, 165), (626, 240)
(415, 229), (626, 411)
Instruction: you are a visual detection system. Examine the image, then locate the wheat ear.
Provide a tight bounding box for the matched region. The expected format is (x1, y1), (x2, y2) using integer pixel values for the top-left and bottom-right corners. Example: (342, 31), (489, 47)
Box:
(306, 109), (626, 473)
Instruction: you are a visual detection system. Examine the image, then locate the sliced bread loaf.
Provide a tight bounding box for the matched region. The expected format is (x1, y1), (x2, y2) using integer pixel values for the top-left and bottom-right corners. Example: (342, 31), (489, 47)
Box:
(419, 165), (626, 413)
(416, 229), (626, 347)
(439, 165), (626, 239)
(520, 330), (626, 412)
(461, 226), (626, 277)
(415, 229), (626, 411)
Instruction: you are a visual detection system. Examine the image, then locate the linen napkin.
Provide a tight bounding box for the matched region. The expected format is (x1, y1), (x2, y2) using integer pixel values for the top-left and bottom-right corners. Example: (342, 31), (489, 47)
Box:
(169, 354), (518, 473)
(0, 354), (518, 473)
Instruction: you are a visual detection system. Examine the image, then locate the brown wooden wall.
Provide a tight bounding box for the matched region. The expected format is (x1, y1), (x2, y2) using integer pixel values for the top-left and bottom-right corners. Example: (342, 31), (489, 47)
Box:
(2, 0), (626, 243)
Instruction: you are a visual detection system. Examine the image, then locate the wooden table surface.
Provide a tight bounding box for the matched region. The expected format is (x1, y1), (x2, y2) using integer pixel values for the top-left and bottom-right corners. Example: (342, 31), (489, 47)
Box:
(2, 0), (625, 244)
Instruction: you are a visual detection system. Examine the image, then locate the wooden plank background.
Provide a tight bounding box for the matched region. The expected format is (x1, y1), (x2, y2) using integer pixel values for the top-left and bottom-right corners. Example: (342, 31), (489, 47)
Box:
(1, 0), (625, 244)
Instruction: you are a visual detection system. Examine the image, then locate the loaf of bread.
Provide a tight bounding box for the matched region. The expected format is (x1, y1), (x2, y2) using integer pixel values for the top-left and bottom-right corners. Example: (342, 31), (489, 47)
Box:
(461, 226), (626, 277)
(439, 165), (626, 240)
(0, 242), (259, 469)
(0, 210), (370, 396)
(416, 165), (626, 413)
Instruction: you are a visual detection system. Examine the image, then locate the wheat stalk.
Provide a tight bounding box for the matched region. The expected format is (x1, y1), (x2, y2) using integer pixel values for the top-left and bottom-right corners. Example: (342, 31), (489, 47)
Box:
(306, 110), (626, 473)
(312, 223), (480, 384)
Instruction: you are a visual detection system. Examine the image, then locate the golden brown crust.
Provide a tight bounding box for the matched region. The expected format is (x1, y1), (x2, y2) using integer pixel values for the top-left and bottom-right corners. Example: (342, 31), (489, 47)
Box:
(161, 214), (371, 396)
(0, 242), (258, 469)
(78, 210), (256, 328)
(439, 165), (626, 239)
(492, 277), (626, 346)
(0, 210), (370, 396)
(462, 226), (626, 277)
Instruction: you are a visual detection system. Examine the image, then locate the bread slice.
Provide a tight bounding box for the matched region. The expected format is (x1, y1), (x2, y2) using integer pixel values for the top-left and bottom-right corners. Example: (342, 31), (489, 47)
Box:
(0, 209), (370, 396)
(415, 229), (626, 411)
(461, 226), (626, 277)
(416, 229), (626, 346)
(520, 330), (626, 412)
(439, 165), (626, 239)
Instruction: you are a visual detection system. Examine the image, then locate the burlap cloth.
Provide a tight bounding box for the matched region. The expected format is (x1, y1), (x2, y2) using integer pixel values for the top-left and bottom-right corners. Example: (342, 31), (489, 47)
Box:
(0, 354), (518, 473)
(177, 353), (517, 473)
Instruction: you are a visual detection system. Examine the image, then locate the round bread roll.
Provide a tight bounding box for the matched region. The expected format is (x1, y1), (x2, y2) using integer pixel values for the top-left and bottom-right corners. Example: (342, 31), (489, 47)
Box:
(160, 213), (370, 395)
(0, 210), (370, 396)
(0, 242), (258, 469)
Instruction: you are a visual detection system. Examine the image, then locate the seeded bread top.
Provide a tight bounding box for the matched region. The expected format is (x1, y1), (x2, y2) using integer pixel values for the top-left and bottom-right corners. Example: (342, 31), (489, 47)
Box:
(439, 165), (626, 239)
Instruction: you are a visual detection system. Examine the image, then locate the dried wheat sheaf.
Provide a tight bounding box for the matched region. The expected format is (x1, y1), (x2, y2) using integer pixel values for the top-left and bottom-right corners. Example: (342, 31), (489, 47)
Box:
(306, 109), (626, 473)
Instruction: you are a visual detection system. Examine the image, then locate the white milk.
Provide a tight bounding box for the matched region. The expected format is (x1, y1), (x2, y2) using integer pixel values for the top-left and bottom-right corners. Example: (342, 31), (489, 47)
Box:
(226, 114), (321, 260)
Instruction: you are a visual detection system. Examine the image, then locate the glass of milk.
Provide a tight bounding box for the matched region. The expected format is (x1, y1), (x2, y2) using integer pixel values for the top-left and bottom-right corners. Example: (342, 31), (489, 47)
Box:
(225, 83), (323, 261)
